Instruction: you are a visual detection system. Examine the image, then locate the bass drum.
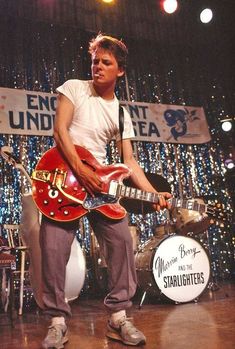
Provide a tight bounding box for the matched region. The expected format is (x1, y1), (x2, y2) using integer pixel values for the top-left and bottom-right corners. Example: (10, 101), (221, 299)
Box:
(135, 235), (210, 303)
(20, 193), (85, 307)
(65, 237), (86, 302)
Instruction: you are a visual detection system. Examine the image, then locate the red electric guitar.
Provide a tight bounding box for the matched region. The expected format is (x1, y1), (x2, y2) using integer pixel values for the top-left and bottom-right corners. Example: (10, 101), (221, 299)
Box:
(31, 145), (223, 222)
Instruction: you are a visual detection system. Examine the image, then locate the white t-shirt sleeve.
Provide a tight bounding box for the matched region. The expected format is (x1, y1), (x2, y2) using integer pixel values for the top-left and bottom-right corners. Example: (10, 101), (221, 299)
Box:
(56, 79), (82, 105)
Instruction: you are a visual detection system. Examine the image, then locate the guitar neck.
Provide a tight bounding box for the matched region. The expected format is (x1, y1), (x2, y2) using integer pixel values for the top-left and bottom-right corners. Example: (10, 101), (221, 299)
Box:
(118, 183), (159, 204)
(170, 198), (207, 213)
(117, 183), (207, 214)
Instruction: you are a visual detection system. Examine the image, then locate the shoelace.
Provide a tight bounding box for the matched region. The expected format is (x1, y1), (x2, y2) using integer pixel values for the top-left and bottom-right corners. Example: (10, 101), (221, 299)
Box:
(47, 325), (64, 341)
(118, 317), (139, 334)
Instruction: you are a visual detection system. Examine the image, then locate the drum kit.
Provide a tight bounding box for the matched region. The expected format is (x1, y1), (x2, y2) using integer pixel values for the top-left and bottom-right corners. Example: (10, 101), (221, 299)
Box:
(124, 176), (213, 305)
(92, 201), (212, 306)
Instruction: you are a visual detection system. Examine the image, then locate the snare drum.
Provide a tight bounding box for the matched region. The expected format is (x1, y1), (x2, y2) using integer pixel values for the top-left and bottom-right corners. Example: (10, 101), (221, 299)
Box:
(135, 235), (210, 303)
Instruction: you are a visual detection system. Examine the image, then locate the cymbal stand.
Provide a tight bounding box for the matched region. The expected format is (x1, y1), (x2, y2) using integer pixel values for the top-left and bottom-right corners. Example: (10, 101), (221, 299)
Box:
(205, 229), (220, 292)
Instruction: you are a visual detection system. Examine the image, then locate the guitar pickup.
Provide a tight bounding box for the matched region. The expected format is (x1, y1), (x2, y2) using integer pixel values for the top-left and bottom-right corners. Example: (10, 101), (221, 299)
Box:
(108, 180), (118, 197)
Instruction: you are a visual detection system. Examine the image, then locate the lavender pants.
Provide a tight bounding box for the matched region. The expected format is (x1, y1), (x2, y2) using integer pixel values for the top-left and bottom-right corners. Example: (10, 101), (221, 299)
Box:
(40, 212), (137, 319)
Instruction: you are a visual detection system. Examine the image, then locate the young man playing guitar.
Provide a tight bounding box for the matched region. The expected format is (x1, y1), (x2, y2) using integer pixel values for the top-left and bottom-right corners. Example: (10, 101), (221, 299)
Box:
(40, 33), (171, 348)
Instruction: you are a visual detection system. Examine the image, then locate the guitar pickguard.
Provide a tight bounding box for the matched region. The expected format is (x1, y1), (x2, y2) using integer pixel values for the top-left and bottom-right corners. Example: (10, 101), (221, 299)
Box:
(83, 193), (118, 210)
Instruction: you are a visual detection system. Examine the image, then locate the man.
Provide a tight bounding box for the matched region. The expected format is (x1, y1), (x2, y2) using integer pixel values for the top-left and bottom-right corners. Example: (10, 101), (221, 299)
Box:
(41, 33), (171, 348)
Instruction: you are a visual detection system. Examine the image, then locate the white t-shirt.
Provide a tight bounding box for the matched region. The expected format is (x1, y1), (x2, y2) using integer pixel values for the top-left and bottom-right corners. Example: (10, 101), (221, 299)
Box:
(56, 79), (135, 164)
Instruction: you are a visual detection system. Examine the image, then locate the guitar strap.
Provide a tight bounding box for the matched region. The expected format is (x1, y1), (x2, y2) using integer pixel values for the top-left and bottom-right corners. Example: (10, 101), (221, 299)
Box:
(118, 105), (124, 163)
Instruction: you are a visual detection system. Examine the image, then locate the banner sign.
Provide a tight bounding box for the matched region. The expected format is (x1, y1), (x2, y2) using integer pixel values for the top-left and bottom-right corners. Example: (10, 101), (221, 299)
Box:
(0, 87), (56, 136)
(0, 87), (211, 143)
(121, 101), (211, 144)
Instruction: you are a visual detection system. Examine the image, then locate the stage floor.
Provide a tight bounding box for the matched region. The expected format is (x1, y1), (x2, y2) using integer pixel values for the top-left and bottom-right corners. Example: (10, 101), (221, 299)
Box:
(1, 280), (235, 349)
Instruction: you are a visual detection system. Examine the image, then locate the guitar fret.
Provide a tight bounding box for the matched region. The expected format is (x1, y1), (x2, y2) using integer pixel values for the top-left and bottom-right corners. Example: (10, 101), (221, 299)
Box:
(116, 184), (123, 197)
(142, 192), (149, 201)
(125, 186), (131, 197)
(198, 203), (206, 213)
(186, 200), (193, 210)
(136, 189), (142, 199)
(130, 187), (137, 198)
(194, 201), (199, 212)
(138, 189), (144, 200)
(120, 185), (126, 197)
(175, 198), (182, 208)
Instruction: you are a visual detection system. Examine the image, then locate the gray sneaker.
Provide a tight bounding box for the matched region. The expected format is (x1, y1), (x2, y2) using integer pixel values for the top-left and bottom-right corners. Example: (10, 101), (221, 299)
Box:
(106, 317), (146, 346)
(42, 324), (68, 349)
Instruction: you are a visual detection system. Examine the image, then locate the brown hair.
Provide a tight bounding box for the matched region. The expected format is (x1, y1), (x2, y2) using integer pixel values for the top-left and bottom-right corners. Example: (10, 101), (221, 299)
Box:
(88, 33), (128, 69)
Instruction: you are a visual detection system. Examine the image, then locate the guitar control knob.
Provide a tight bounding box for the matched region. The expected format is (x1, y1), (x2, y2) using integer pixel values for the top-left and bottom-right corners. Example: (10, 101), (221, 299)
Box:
(63, 210), (69, 215)
(50, 211), (55, 217)
(43, 200), (49, 205)
(58, 198), (63, 203)
(49, 189), (59, 198)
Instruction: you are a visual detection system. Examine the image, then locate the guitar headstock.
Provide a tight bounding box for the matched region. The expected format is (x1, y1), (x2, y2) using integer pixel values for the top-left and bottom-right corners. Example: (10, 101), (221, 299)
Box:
(1, 146), (21, 169)
(0, 146), (32, 184)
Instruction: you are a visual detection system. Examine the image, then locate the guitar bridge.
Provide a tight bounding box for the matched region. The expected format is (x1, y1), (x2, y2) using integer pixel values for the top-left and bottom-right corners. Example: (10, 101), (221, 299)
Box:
(31, 170), (51, 182)
(31, 168), (68, 188)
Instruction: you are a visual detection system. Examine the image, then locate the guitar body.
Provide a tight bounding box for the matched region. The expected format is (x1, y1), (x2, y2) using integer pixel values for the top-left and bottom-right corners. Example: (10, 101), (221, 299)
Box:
(31, 145), (131, 222)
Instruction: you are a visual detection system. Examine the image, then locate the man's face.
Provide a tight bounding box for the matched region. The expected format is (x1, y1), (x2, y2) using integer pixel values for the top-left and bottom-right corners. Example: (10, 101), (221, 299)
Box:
(91, 48), (124, 87)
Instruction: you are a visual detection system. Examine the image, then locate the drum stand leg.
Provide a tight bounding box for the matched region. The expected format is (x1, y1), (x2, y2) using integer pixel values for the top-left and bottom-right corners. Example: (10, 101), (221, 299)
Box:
(207, 281), (220, 291)
(138, 291), (147, 309)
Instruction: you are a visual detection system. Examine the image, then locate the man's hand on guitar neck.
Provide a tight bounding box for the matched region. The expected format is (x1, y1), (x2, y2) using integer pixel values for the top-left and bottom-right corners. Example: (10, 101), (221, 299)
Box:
(153, 191), (172, 212)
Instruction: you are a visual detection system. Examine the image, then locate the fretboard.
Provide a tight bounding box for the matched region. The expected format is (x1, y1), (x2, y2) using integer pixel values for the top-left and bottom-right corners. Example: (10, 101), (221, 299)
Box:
(117, 184), (159, 203)
(170, 198), (207, 213)
(117, 184), (207, 214)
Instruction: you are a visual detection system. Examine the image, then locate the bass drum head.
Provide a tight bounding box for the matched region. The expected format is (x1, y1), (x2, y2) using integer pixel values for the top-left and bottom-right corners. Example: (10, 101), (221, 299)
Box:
(65, 238), (86, 302)
(152, 235), (210, 303)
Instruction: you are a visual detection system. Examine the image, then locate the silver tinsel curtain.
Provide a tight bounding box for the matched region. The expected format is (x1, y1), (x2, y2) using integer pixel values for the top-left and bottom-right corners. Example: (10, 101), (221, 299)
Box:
(0, 0), (234, 291)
